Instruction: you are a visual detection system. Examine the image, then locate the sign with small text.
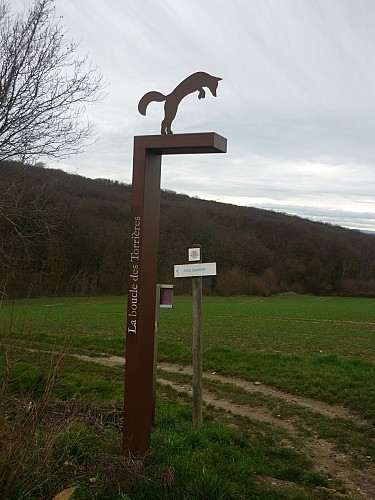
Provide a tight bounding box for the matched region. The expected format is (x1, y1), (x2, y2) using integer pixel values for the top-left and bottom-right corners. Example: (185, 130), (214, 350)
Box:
(174, 262), (217, 278)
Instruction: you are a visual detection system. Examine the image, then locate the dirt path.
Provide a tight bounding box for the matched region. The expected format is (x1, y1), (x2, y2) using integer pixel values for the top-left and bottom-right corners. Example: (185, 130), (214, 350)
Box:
(157, 375), (375, 499)
(159, 362), (366, 423)
(73, 354), (375, 498)
(74, 354), (366, 423)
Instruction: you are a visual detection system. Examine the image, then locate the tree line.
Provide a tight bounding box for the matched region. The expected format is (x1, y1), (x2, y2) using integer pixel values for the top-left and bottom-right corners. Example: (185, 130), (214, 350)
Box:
(1, 2), (374, 299)
(1, 161), (374, 298)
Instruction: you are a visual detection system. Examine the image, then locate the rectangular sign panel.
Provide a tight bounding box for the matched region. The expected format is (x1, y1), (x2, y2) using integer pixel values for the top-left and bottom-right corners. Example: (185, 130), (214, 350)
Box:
(174, 262), (217, 278)
(160, 284), (173, 308)
(188, 247), (201, 262)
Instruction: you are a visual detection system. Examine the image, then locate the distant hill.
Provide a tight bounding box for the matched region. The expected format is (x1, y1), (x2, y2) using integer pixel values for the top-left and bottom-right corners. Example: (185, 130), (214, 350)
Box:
(1, 161), (374, 298)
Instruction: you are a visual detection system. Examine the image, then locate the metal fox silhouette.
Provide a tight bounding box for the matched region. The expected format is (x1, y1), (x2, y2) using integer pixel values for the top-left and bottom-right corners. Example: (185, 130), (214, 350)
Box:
(138, 72), (222, 135)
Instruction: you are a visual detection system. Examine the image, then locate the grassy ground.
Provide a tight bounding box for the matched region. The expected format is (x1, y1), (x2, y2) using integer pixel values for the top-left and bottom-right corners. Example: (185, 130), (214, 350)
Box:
(1, 294), (374, 498)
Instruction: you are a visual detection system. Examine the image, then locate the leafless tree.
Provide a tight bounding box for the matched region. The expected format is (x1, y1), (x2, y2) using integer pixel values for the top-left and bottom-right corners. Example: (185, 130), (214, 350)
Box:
(0, 163), (60, 273)
(0, 0), (105, 162)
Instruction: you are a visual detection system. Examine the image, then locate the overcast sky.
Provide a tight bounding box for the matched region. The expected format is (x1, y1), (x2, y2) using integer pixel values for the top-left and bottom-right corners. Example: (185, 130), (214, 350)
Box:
(15, 0), (375, 231)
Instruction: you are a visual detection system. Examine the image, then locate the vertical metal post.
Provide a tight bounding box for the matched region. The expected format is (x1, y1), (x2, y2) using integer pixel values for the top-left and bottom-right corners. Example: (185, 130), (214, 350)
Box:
(123, 142), (161, 457)
(123, 133), (226, 457)
(152, 284), (161, 426)
(192, 244), (203, 426)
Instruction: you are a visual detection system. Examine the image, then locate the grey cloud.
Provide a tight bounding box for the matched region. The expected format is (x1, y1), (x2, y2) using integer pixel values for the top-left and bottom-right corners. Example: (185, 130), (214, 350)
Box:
(11, 0), (375, 231)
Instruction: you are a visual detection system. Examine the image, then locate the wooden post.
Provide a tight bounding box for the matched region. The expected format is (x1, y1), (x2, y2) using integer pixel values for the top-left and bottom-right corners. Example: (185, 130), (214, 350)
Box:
(192, 244), (203, 426)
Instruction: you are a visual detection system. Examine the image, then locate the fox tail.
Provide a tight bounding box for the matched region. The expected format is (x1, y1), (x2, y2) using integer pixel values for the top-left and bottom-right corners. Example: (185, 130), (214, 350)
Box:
(138, 91), (166, 115)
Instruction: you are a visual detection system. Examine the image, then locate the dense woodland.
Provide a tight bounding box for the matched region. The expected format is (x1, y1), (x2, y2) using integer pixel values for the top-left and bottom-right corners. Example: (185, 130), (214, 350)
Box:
(1, 161), (374, 298)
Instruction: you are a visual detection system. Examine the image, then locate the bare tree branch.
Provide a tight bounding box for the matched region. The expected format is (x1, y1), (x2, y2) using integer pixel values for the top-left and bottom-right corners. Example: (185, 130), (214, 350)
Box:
(0, 0), (105, 162)
(0, 163), (61, 270)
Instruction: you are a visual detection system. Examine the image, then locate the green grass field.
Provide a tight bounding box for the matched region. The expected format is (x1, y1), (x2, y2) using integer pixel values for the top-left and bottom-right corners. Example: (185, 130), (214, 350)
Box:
(1, 294), (374, 498)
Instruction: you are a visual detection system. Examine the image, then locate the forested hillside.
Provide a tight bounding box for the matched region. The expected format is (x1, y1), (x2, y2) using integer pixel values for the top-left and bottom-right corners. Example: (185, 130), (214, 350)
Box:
(1, 161), (374, 298)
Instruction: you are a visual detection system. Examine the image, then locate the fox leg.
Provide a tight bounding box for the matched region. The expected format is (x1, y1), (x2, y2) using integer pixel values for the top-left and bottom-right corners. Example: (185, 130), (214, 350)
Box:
(162, 101), (178, 134)
(161, 117), (172, 135)
(198, 87), (206, 99)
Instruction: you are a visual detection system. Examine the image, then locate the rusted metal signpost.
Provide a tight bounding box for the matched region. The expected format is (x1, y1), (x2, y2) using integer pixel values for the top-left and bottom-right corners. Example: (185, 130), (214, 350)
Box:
(123, 73), (227, 457)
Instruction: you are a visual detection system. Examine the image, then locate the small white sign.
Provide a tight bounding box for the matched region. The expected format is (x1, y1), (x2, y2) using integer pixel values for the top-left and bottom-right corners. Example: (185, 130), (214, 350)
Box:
(188, 247), (201, 262)
(174, 262), (217, 278)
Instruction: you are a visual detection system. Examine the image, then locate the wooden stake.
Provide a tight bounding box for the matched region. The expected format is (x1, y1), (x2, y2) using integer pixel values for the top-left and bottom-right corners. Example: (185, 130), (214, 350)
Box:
(192, 244), (202, 426)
